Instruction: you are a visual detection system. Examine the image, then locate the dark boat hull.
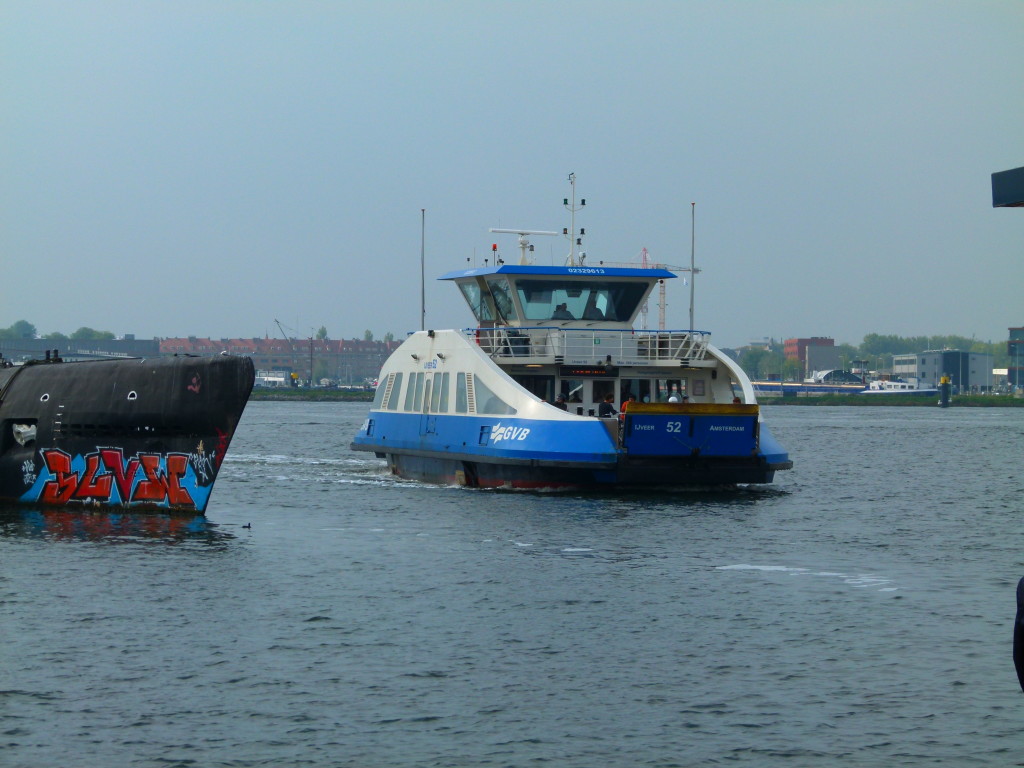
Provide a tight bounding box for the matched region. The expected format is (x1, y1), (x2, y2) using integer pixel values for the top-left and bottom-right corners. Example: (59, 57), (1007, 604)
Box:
(0, 355), (255, 513)
(376, 449), (782, 489)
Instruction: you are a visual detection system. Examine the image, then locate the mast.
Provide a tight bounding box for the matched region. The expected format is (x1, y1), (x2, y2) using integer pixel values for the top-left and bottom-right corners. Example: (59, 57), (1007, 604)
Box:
(689, 202), (696, 331)
(420, 208), (426, 331)
(563, 172), (586, 266)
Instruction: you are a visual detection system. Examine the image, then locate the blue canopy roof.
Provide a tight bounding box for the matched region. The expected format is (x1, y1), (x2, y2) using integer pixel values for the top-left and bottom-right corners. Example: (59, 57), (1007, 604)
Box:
(438, 264), (677, 281)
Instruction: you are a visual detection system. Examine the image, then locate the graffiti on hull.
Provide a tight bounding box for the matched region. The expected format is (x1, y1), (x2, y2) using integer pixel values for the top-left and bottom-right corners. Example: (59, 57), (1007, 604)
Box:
(20, 447), (216, 510)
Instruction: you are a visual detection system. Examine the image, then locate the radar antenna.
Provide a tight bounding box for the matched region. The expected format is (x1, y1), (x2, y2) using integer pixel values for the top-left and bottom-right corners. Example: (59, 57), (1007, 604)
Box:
(488, 228), (559, 265)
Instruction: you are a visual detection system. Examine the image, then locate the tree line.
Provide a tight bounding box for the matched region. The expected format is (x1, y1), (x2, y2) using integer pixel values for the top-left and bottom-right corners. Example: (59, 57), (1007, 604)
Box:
(735, 333), (1011, 381)
(0, 320), (114, 341)
(0, 320), (398, 344)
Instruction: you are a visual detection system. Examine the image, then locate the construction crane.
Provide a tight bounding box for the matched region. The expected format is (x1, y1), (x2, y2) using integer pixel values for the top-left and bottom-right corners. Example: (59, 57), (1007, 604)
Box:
(598, 249), (696, 331)
(273, 319), (302, 386)
(274, 319), (295, 345)
(274, 319), (321, 387)
(638, 248), (695, 331)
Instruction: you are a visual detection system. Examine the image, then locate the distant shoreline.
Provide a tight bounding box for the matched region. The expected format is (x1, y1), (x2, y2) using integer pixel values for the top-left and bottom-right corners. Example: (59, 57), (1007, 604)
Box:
(249, 387), (374, 402)
(248, 388), (1024, 407)
(759, 394), (1024, 407)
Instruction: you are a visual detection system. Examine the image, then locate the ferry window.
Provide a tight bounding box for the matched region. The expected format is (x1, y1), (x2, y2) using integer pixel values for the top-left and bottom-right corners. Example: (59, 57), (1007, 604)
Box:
(423, 380), (432, 413)
(458, 281), (494, 323)
(591, 379), (616, 404)
(516, 281), (577, 321)
(486, 278), (518, 323)
(372, 376), (389, 408)
(413, 372), (425, 411)
(560, 379), (584, 403)
(619, 377), (652, 404)
(430, 373), (444, 412)
(456, 372), (468, 413)
(515, 280), (649, 322)
(404, 372), (422, 411)
(437, 372), (450, 412)
(474, 378), (516, 415)
(384, 372), (404, 410)
(401, 374), (413, 411)
(654, 378), (686, 401)
(512, 374), (554, 402)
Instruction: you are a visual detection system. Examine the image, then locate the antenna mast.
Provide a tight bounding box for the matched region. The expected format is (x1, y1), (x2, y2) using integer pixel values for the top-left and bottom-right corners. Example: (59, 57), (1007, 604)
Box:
(689, 202), (697, 331)
(420, 208), (426, 331)
(563, 172), (586, 265)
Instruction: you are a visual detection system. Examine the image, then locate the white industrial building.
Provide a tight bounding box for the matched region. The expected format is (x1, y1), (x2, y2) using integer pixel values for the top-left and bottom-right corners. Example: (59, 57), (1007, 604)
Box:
(891, 350), (994, 392)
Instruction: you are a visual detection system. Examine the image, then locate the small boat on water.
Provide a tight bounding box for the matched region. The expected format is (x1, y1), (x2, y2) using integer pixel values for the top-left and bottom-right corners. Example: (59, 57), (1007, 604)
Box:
(0, 352), (255, 512)
(351, 180), (792, 488)
(860, 378), (939, 396)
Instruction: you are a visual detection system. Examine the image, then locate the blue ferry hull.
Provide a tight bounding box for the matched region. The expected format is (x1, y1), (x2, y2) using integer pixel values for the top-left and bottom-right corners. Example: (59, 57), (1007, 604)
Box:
(352, 406), (790, 488)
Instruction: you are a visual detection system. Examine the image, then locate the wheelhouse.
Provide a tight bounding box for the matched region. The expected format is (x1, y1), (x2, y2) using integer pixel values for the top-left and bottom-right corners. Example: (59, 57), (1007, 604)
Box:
(440, 265), (675, 328)
(435, 264), (750, 412)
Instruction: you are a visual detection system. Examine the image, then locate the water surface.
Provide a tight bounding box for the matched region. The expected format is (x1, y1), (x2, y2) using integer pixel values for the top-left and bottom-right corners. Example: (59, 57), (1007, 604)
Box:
(2, 403), (1022, 766)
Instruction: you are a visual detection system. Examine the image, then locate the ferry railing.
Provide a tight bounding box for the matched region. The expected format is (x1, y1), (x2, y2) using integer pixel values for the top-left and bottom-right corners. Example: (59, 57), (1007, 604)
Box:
(464, 327), (711, 365)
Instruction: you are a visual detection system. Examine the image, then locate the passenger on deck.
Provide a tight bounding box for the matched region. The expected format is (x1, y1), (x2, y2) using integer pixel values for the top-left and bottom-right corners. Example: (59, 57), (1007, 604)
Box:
(598, 393), (617, 418)
(620, 394), (636, 412)
(551, 303), (574, 320)
(554, 394), (568, 410)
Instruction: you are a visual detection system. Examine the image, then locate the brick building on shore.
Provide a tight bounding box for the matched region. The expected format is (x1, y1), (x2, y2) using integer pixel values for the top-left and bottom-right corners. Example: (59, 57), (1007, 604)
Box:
(0, 335), (399, 386)
(158, 336), (401, 386)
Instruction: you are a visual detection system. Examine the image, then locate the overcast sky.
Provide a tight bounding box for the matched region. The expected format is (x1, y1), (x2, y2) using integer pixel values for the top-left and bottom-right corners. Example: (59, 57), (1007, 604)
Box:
(2, 1), (1021, 348)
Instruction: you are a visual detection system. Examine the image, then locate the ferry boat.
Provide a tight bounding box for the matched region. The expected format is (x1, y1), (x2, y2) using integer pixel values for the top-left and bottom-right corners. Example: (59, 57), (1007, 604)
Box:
(351, 184), (792, 488)
(0, 353), (255, 512)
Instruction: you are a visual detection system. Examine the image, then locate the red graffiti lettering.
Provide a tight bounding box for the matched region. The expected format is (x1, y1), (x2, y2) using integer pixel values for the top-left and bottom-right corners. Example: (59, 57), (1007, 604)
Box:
(36, 448), (196, 509)
(100, 448), (140, 503)
(133, 454), (169, 502)
(132, 453), (193, 506)
(166, 454), (194, 507)
(41, 450), (76, 503)
(74, 453), (113, 500)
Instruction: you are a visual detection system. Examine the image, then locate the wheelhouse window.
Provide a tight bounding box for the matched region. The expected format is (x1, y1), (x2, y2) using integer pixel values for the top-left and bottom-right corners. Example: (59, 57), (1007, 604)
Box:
(458, 281), (495, 323)
(514, 279), (649, 322)
(486, 278), (518, 323)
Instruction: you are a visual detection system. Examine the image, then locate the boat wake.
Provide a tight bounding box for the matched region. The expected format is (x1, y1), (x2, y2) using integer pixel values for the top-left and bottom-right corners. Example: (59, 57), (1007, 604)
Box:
(716, 563), (899, 592)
